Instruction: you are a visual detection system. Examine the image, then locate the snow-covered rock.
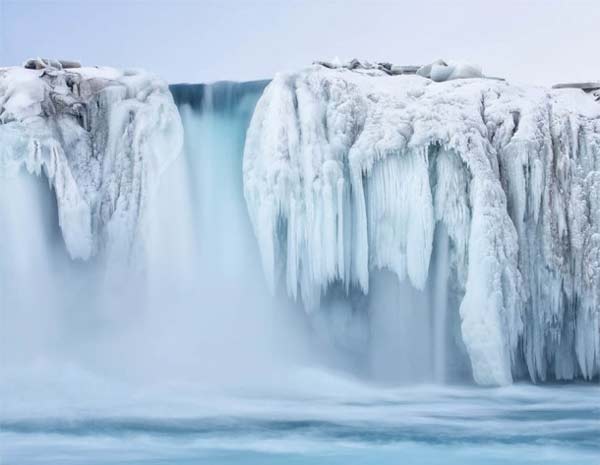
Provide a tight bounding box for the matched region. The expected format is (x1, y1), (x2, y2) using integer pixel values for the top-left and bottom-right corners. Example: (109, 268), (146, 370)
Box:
(243, 64), (600, 385)
(0, 63), (183, 262)
(417, 59), (484, 82)
(315, 58), (487, 82)
(315, 59), (420, 76)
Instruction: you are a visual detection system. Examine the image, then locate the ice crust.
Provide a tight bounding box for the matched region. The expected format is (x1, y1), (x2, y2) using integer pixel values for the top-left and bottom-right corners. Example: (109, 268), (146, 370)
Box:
(243, 65), (600, 385)
(0, 65), (183, 262)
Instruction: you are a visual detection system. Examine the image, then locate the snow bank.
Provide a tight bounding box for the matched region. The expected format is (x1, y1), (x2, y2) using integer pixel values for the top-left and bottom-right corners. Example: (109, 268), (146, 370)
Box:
(0, 63), (183, 262)
(243, 64), (600, 385)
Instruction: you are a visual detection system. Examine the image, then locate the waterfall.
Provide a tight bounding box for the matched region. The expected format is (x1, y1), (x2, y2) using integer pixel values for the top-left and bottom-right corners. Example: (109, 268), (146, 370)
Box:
(0, 75), (314, 410)
(2, 64), (597, 397)
(169, 81), (269, 278)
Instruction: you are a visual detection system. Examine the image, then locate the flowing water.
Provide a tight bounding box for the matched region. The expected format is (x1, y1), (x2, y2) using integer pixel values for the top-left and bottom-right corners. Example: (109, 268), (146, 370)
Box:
(2, 376), (599, 465)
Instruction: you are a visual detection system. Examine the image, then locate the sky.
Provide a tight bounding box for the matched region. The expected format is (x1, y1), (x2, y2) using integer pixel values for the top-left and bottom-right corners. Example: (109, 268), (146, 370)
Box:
(1, 0), (599, 86)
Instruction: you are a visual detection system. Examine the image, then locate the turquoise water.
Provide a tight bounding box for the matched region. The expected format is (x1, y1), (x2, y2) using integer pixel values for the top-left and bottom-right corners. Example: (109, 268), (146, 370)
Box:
(2, 374), (598, 464)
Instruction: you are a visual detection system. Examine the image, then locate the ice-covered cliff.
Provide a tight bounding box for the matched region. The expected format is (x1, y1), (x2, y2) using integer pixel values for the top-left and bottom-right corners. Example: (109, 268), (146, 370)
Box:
(0, 61), (182, 262)
(243, 63), (600, 385)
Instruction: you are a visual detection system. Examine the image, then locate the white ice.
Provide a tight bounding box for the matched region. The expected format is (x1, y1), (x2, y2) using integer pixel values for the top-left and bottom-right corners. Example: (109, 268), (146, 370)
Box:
(243, 64), (600, 386)
(0, 64), (183, 263)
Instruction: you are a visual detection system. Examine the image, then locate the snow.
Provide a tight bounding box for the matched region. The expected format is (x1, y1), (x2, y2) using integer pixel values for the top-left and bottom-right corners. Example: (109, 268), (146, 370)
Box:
(0, 64), (183, 262)
(417, 59), (484, 82)
(243, 64), (600, 385)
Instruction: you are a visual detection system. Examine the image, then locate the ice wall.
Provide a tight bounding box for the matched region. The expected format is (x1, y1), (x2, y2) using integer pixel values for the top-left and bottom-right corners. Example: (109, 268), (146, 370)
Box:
(243, 65), (600, 385)
(0, 64), (182, 263)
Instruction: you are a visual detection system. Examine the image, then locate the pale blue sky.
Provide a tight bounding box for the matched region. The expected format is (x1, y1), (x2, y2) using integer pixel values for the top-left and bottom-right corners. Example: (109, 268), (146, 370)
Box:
(1, 0), (599, 86)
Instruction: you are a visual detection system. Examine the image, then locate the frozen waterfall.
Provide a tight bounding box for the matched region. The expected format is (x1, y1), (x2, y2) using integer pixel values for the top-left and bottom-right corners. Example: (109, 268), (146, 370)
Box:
(1, 62), (599, 390)
(0, 65), (183, 263)
(243, 64), (600, 385)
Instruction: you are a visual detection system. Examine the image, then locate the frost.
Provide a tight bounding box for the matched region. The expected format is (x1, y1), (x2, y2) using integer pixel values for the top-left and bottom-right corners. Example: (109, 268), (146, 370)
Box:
(243, 64), (600, 385)
(0, 64), (183, 262)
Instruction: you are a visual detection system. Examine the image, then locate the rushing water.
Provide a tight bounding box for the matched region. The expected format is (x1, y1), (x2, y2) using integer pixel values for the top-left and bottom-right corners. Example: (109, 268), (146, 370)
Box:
(1, 81), (598, 464)
(2, 373), (599, 464)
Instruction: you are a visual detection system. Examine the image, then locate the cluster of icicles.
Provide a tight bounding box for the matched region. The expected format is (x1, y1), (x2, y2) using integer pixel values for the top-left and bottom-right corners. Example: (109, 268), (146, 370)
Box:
(0, 64), (182, 263)
(243, 65), (600, 385)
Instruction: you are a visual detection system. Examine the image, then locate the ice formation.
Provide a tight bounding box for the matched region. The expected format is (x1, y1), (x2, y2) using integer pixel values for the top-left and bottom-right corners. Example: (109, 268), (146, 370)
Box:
(0, 62), (182, 262)
(243, 64), (600, 385)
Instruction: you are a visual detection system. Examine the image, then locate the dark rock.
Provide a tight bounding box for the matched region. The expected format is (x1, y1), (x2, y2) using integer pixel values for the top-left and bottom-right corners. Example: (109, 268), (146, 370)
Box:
(552, 82), (600, 92)
(23, 58), (81, 71)
(59, 60), (81, 69)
